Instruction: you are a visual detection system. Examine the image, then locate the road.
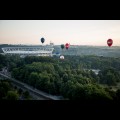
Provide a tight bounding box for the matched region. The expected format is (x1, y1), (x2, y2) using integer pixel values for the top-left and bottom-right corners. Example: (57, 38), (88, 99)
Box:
(11, 82), (48, 100)
(0, 72), (61, 100)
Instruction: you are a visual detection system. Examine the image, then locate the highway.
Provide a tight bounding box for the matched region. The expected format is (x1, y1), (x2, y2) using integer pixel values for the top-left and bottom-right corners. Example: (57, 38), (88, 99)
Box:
(0, 72), (61, 100)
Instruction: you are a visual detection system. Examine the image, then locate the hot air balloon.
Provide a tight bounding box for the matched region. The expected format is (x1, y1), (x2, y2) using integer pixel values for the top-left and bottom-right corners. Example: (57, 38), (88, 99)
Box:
(60, 55), (64, 59)
(61, 44), (65, 50)
(65, 43), (70, 50)
(107, 39), (113, 47)
(41, 38), (45, 44)
(61, 44), (64, 55)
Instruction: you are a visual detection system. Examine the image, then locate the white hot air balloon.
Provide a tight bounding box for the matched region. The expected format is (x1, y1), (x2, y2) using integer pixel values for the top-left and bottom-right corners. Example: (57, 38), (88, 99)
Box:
(60, 55), (64, 59)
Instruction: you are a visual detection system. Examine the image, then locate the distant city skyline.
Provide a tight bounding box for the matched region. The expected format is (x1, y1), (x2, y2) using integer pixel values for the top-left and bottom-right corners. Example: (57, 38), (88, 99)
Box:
(0, 20), (120, 46)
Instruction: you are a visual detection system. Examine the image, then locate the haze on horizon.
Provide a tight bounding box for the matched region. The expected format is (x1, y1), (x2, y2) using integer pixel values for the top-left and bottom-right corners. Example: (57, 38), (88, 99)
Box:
(0, 20), (120, 46)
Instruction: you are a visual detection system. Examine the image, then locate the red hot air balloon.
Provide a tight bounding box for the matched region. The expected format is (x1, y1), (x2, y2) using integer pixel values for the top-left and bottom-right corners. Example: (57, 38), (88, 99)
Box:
(65, 43), (70, 49)
(107, 39), (113, 47)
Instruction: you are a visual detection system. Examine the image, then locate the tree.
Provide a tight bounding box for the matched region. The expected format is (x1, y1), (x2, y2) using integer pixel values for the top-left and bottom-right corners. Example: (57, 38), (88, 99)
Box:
(0, 64), (3, 71)
(23, 91), (30, 99)
(0, 87), (6, 99)
(11, 68), (19, 79)
(29, 72), (39, 87)
(98, 68), (120, 86)
(6, 91), (19, 100)
(18, 88), (23, 95)
(116, 89), (120, 101)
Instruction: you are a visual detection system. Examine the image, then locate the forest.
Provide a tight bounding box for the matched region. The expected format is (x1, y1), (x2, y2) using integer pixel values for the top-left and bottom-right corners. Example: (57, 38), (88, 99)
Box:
(0, 79), (31, 100)
(0, 54), (120, 100)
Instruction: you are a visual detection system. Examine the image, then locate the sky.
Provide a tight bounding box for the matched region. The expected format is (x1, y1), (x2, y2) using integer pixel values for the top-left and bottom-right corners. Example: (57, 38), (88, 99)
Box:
(0, 20), (120, 46)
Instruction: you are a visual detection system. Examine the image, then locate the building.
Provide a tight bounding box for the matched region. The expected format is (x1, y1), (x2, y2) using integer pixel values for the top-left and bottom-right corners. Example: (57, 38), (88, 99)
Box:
(2, 45), (54, 57)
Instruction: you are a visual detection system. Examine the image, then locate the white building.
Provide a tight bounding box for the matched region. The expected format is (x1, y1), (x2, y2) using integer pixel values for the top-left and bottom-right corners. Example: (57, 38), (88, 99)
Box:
(2, 46), (54, 57)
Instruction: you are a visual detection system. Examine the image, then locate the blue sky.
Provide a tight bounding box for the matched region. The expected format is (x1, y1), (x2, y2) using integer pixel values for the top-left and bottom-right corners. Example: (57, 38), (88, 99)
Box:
(0, 20), (120, 46)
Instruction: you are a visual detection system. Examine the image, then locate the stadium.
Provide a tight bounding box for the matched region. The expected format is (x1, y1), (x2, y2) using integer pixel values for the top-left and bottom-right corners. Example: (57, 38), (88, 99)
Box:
(1, 45), (54, 57)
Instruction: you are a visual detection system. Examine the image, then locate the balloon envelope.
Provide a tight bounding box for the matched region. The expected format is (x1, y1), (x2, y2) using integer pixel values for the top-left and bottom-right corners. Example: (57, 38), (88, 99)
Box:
(65, 43), (70, 49)
(60, 55), (64, 59)
(41, 38), (45, 43)
(107, 39), (113, 47)
(61, 44), (65, 49)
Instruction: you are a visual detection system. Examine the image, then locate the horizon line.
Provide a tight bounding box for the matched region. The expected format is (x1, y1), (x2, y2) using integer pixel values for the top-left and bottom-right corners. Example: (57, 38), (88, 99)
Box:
(0, 43), (120, 47)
